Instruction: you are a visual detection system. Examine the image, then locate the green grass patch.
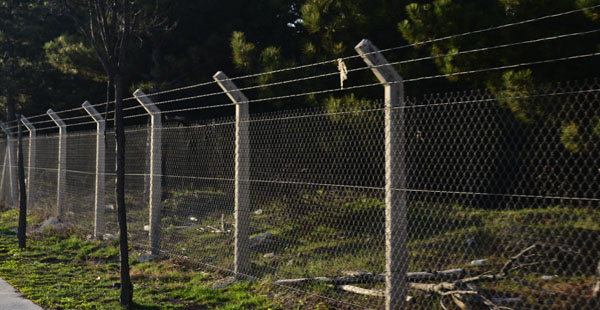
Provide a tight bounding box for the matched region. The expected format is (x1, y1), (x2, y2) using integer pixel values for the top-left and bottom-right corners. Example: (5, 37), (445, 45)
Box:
(0, 208), (274, 310)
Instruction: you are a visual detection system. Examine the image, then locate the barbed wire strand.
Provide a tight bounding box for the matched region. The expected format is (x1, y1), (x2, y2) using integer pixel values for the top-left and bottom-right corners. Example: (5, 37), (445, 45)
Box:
(28, 51), (599, 131)
(17, 50), (600, 131)
(130, 3), (600, 99)
(80, 27), (600, 118)
(404, 51), (600, 83)
(12, 5), (600, 125)
(12, 29), (600, 130)
(234, 87), (600, 124)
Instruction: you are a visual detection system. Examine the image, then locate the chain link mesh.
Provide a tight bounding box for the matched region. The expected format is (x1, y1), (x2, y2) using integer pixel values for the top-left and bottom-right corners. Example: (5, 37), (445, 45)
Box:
(0, 79), (598, 309)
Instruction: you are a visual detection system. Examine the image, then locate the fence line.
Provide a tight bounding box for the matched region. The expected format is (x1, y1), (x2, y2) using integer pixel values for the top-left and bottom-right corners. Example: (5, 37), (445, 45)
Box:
(0, 35), (599, 310)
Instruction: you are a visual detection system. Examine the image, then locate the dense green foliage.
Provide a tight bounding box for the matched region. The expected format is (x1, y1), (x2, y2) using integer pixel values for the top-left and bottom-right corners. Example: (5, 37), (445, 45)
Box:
(0, 1), (597, 118)
(0, 0), (598, 152)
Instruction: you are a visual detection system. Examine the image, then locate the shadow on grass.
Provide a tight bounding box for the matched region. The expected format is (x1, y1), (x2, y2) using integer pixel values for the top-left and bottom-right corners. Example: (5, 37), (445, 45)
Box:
(127, 303), (160, 310)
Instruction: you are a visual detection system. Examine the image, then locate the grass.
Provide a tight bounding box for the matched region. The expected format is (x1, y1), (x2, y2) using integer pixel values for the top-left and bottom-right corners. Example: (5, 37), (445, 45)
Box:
(151, 188), (599, 309)
(0, 207), (275, 310)
(2, 187), (599, 310)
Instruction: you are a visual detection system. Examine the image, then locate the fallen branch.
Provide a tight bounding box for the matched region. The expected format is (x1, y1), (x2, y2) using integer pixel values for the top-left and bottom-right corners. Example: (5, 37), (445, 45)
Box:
(335, 285), (414, 302)
(409, 244), (538, 310)
(336, 285), (384, 297)
(274, 245), (541, 310)
(274, 268), (464, 285)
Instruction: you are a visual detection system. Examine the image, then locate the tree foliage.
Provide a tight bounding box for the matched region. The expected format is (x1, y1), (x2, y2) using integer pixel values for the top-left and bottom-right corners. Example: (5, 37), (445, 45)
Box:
(399, 0), (600, 152)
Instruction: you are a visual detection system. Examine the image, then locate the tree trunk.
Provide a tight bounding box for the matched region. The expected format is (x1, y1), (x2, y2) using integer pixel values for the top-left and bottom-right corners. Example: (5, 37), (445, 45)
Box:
(114, 73), (133, 305)
(17, 116), (26, 249)
(104, 77), (114, 132)
(5, 0), (16, 126)
(150, 38), (161, 93)
(6, 90), (15, 124)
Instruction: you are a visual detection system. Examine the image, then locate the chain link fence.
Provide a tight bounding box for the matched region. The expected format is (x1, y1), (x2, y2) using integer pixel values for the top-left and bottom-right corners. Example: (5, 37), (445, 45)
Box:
(0, 78), (598, 310)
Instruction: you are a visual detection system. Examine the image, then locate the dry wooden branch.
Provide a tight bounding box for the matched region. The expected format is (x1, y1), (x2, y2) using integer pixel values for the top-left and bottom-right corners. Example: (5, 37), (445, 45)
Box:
(274, 245), (540, 310)
(273, 268), (464, 286)
(335, 285), (415, 302)
(336, 285), (385, 297)
(408, 244), (539, 310)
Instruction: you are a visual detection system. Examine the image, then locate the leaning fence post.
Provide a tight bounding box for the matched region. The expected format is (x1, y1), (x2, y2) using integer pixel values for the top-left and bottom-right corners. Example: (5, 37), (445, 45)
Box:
(213, 71), (250, 278)
(133, 90), (162, 255)
(47, 109), (67, 220)
(0, 121), (17, 207)
(83, 102), (106, 239)
(355, 39), (408, 310)
(20, 116), (36, 211)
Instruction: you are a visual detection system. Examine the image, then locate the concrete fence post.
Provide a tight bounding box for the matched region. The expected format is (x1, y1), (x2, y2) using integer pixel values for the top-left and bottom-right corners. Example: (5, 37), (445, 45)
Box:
(213, 71), (250, 278)
(355, 39), (408, 310)
(133, 90), (162, 255)
(0, 136), (7, 204)
(0, 142), (5, 203)
(20, 116), (36, 210)
(47, 109), (67, 220)
(0, 121), (17, 207)
(83, 101), (106, 239)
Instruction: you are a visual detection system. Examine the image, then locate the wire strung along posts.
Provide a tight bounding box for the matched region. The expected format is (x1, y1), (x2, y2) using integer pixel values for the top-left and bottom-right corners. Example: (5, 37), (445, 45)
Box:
(82, 101), (106, 239)
(133, 90), (162, 256)
(213, 71), (251, 279)
(355, 39), (408, 310)
(20, 116), (36, 212)
(47, 109), (67, 221)
(0, 121), (17, 207)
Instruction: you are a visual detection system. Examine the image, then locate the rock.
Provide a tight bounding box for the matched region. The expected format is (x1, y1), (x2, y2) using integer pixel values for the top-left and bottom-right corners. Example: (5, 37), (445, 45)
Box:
(211, 276), (235, 289)
(143, 225), (150, 231)
(105, 204), (114, 211)
(38, 217), (58, 229)
(249, 232), (274, 249)
(263, 252), (275, 258)
(254, 209), (263, 215)
(470, 259), (487, 266)
(541, 275), (556, 280)
(465, 238), (476, 247)
(103, 233), (116, 241)
(37, 217), (61, 233)
(137, 254), (155, 263)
